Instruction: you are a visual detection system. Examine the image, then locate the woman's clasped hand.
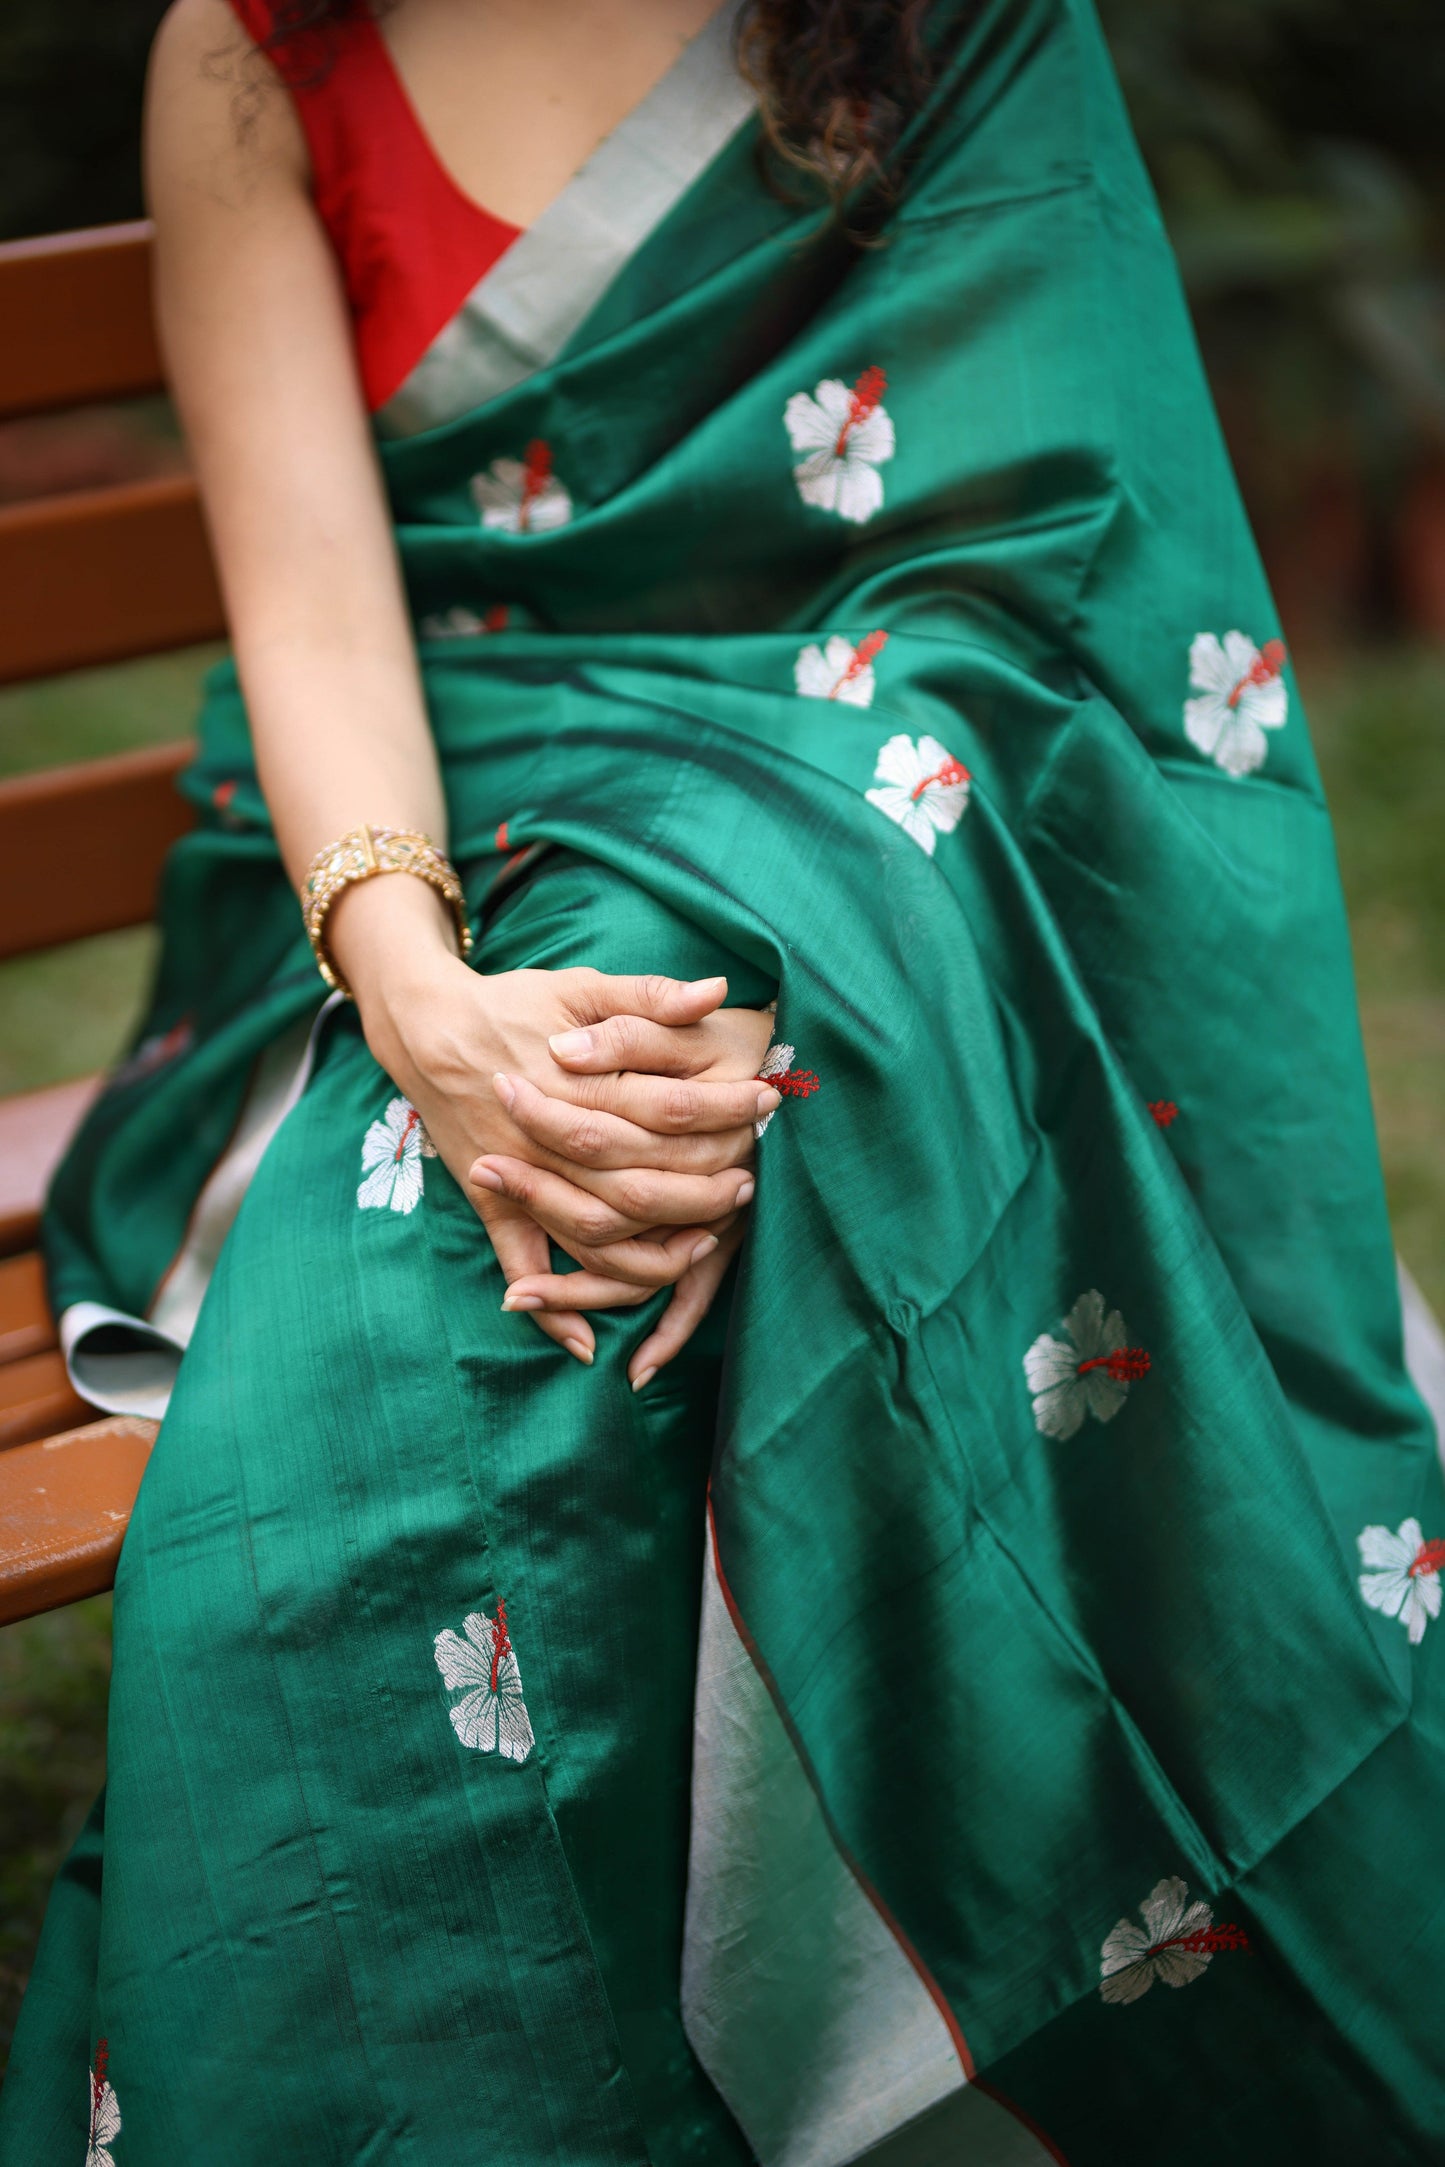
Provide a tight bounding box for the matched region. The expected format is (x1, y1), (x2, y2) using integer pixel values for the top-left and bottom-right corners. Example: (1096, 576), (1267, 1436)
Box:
(351, 913), (776, 1385)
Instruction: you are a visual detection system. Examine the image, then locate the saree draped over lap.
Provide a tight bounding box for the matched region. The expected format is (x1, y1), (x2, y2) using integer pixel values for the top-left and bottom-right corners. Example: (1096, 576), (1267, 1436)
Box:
(5, 0), (1445, 2161)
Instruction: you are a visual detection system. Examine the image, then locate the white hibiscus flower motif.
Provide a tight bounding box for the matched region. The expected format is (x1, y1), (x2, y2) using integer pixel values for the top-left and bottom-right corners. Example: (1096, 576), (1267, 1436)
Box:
(794, 629), (889, 708)
(1183, 630), (1288, 778)
(357, 1096), (438, 1215)
(784, 366), (895, 525)
(470, 439), (573, 534)
(753, 1038), (821, 1138)
(86, 2043), (120, 2167)
(865, 733), (970, 856)
(419, 603), (510, 639)
(1023, 1289), (1151, 1440)
(1357, 1517), (1445, 1646)
(433, 1600), (535, 1764)
(1100, 1877), (1248, 2005)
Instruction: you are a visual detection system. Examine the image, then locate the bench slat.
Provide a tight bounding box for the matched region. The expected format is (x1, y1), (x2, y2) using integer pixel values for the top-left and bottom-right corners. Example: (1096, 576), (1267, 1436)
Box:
(0, 224), (162, 421)
(0, 1252), (54, 1365)
(0, 476), (224, 684)
(0, 1352), (90, 1456)
(0, 743), (194, 961)
(0, 1350), (92, 1450)
(0, 1077), (101, 1257)
(0, 1416), (156, 1624)
(0, 222), (185, 1629)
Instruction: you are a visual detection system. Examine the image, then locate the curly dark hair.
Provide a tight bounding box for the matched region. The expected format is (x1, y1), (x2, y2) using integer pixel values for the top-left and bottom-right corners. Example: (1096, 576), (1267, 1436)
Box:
(257, 1), (942, 207)
(736, 0), (937, 200)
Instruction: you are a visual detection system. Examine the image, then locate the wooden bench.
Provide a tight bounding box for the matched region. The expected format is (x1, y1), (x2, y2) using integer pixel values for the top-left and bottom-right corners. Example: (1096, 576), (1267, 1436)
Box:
(0, 222), (225, 1625)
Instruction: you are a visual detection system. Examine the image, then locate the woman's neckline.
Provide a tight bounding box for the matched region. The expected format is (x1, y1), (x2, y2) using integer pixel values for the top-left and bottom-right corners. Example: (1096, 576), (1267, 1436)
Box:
(369, 1), (734, 237)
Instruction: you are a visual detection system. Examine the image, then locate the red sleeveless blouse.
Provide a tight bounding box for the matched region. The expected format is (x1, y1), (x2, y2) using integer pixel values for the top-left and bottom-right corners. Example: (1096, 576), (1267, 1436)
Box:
(226, 0), (522, 411)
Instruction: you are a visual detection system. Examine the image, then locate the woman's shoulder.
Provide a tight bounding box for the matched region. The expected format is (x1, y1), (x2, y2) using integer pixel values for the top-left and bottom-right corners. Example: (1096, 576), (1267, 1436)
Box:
(146, 0), (309, 211)
(151, 0), (275, 102)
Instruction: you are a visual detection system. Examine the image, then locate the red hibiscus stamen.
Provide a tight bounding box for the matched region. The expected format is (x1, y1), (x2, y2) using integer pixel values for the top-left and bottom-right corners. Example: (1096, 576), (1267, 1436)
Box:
(1148, 1099), (1179, 1128)
(393, 1108), (420, 1163)
(832, 627), (889, 695)
(910, 754), (969, 802)
(1077, 1347), (1152, 1382)
(518, 440), (553, 531)
(1153, 1922), (1250, 1957)
(758, 1065), (821, 1099)
(1409, 1539), (1445, 1579)
(834, 365), (887, 457)
(849, 628), (888, 672)
(490, 1598), (512, 1694)
(495, 819), (510, 852)
(90, 2038), (109, 2130)
(1226, 637), (1287, 710)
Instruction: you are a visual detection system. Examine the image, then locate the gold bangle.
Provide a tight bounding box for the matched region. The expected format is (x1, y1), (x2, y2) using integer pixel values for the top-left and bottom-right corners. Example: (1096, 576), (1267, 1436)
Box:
(300, 825), (473, 998)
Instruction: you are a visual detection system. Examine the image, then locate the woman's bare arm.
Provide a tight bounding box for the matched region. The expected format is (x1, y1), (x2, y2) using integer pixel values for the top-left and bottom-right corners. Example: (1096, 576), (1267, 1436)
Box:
(147, 0), (446, 908)
(144, 0), (769, 1372)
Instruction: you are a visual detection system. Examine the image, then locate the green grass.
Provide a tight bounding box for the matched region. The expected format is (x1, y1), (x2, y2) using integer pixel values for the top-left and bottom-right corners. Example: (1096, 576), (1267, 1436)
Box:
(0, 931), (159, 1098)
(0, 637), (1440, 2074)
(0, 1601), (112, 2063)
(0, 646), (221, 778)
(1306, 649), (1445, 1312)
(0, 648), (217, 1096)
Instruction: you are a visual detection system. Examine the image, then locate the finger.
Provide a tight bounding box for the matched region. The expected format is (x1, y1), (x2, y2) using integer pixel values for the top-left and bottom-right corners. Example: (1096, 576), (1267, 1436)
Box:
(546, 1012), (717, 1077)
(629, 1222), (746, 1389)
(479, 1198), (595, 1364)
(569, 1070), (781, 1137)
(502, 1270), (654, 1312)
(473, 1152), (754, 1238)
(569, 970), (728, 1027)
(565, 1223), (725, 1289)
(470, 1155), (650, 1243)
(493, 1072), (751, 1176)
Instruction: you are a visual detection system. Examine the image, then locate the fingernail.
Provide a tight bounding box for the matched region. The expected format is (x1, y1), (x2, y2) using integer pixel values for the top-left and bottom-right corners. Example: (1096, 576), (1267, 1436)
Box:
(735, 1178), (756, 1206)
(563, 1335), (595, 1366)
(690, 1234), (719, 1265)
(502, 1293), (543, 1311)
(470, 1162), (504, 1192)
(631, 1366), (657, 1394)
(492, 1071), (517, 1110)
(549, 1028), (594, 1059)
(686, 976), (727, 996)
(756, 1088), (781, 1115)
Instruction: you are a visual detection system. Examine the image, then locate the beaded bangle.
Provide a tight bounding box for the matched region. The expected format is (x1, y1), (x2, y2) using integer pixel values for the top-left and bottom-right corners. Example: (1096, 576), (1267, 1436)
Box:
(300, 825), (473, 998)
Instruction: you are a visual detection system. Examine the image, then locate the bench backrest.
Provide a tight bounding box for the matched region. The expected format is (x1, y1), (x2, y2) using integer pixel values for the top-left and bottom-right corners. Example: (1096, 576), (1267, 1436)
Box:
(0, 226), (229, 1626)
(0, 222), (224, 962)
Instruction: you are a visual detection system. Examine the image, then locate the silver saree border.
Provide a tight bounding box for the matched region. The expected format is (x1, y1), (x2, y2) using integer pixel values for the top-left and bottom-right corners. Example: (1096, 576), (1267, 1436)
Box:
(375, 0), (756, 439)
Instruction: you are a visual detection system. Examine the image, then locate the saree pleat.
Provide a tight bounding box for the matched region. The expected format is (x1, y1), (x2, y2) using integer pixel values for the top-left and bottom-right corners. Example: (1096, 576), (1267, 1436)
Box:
(8, 861), (772, 2164)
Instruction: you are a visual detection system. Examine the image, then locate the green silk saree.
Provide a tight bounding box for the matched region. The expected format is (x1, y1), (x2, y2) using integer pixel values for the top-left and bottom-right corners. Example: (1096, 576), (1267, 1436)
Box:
(5, 0), (1445, 2159)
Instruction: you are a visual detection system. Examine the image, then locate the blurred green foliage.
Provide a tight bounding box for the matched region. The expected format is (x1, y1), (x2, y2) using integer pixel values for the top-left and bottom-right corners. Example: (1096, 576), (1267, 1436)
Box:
(1101, 0), (1445, 522)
